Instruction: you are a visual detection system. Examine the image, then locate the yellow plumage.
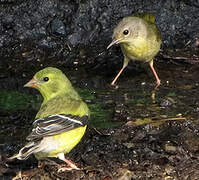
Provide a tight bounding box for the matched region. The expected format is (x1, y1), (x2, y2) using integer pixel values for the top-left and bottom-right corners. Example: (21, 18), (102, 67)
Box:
(10, 67), (89, 171)
(35, 126), (87, 159)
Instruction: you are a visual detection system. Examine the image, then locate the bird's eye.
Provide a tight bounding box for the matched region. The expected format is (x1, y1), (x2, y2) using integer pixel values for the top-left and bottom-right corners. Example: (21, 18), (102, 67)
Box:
(43, 77), (49, 82)
(123, 29), (129, 35)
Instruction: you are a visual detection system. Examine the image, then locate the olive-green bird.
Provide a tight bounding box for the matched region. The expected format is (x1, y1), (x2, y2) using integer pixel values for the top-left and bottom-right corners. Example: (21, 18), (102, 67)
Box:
(107, 13), (162, 89)
(10, 67), (89, 171)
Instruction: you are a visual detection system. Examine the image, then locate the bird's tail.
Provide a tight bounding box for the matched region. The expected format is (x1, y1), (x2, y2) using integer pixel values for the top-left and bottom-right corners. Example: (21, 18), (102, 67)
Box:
(8, 141), (40, 160)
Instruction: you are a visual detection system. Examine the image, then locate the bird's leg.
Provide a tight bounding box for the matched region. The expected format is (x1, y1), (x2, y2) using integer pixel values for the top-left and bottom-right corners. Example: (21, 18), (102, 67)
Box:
(57, 153), (80, 172)
(149, 60), (160, 89)
(149, 59), (160, 102)
(111, 56), (129, 86)
(111, 66), (126, 86)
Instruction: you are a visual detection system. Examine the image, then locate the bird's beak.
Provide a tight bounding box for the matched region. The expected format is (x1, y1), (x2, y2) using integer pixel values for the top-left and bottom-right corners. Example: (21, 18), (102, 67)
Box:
(107, 38), (123, 49)
(24, 78), (39, 88)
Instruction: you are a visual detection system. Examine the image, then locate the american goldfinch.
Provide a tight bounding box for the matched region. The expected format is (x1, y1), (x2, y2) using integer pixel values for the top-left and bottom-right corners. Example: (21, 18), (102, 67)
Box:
(10, 67), (89, 171)
(107, 13), (162, 89)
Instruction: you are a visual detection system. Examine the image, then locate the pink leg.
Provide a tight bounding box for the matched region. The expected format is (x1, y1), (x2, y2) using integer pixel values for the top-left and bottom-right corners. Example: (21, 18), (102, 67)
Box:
(111, 57), (129, 86)
(57, 153), (80, 172)
(111, 66), (126, 86)
(149, 60), (160, 89)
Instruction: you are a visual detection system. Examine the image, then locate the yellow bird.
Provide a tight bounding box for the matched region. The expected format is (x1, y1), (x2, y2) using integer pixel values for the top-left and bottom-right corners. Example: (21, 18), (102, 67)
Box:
(9, 67), (89, 171)
(107, 13), (162, 89)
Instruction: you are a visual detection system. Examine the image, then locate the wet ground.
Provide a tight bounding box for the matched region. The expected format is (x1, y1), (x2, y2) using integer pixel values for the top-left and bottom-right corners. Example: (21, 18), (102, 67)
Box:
(1, 47), (199, 179)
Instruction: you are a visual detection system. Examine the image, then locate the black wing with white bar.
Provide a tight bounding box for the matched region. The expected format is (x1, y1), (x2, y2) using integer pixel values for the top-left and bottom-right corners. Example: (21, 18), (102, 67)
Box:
(26, 114), (88, 141)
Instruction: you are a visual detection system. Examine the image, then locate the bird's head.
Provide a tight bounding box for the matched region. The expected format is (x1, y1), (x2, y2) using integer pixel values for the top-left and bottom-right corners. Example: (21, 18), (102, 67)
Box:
(107, 16), (145, 49)
(24, 67), (73, 101)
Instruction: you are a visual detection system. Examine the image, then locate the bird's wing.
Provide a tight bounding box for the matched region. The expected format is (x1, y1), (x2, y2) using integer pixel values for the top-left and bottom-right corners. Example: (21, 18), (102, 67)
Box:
(26, 114), (88, 141)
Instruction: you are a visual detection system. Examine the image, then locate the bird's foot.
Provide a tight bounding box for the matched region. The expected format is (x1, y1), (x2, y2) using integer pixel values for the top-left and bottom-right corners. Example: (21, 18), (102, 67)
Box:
(57, 153), (80, 172)
(151, 80), (161, 103)
(154, 79), (161, 90)
(57, 163), (80, 172)
(110, 83), (119, 89)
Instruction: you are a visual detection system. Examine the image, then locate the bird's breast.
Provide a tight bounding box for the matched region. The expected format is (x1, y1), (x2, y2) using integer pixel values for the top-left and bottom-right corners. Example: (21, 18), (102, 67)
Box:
(121, 37), (160, 61)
